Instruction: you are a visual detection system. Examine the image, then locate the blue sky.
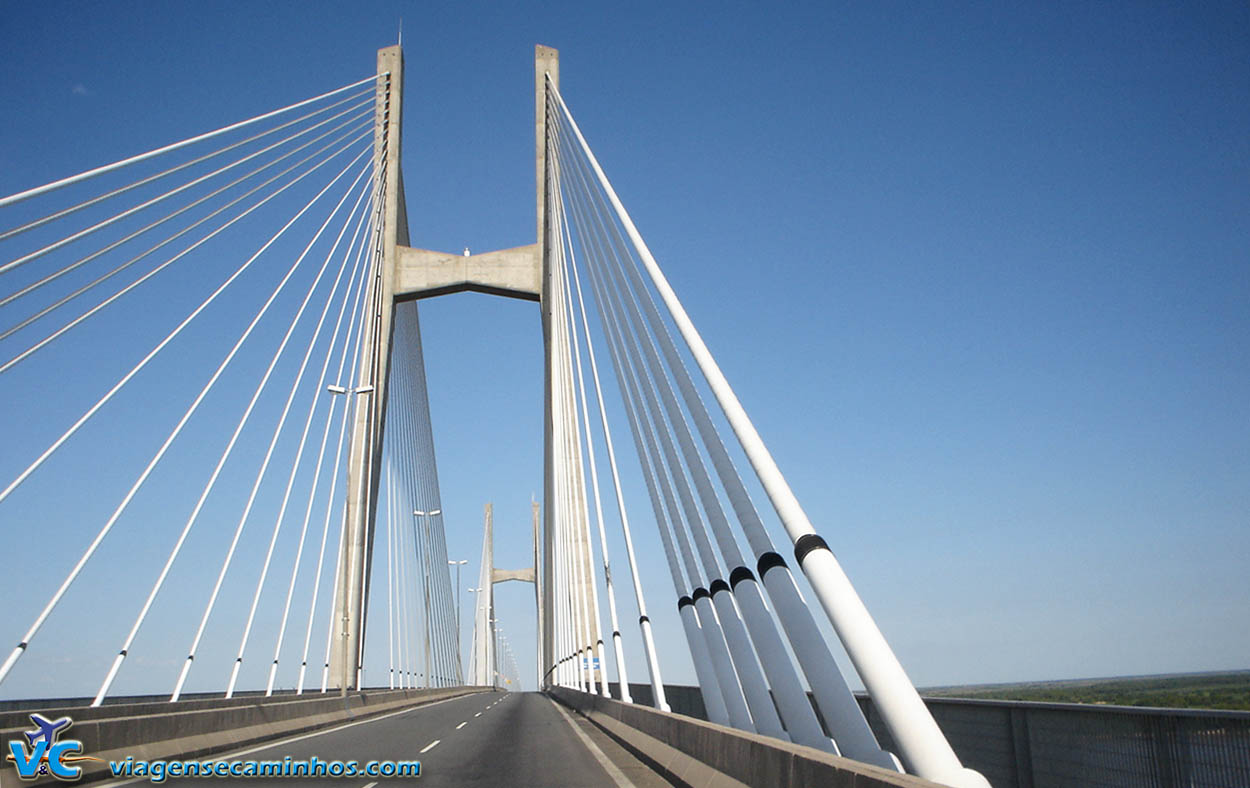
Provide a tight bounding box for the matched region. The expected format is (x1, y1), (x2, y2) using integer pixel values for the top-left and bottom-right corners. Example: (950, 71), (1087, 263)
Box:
(0, 1), (1247, 700)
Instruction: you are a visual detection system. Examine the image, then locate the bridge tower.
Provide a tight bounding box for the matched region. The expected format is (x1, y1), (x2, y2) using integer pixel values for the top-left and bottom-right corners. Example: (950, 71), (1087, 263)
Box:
(329, 44), (594, 690)
(468, 503), (543, 687)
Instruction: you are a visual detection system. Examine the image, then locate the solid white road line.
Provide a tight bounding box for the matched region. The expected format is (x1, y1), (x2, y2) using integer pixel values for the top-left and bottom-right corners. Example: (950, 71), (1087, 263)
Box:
(420, 739), (440, 754)
(549, 698), (634, 788)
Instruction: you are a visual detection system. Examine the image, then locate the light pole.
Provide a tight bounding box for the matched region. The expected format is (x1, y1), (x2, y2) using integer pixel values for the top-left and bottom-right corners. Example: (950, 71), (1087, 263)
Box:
(413, 509), (441, 687)
(449, 559), (467, 683)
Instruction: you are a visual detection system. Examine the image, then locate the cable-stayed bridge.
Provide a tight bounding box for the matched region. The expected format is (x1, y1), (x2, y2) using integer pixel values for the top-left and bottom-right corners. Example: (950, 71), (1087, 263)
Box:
(5, 44), (1243, 788)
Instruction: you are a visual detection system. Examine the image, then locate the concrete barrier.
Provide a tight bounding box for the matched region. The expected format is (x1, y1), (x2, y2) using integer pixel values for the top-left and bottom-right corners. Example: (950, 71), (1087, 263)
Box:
(550, 686), (942, 788)
(1, 686), (489, 784)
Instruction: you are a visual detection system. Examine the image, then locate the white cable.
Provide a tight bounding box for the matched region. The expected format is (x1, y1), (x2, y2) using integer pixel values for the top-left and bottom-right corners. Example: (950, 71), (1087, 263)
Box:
(560, 124), (870, 757)
(0, 74), (382, 208)
(319, 183), (383, 693)
(386, 461), (395, 689)
(0, 135), (370, 516)
(551, 83), (984, 786)
(0, 109), (373, 317)
(574, 178), (755, 731)
(263, 191), (376, 696)
(561, 156), (732, 722)
(390, 320), (416, 686)
(557, 216), (594, 694)
(222, 164), (374, 699)
(562, 205), (633, 702)
(337, 190), (389, 690)
(551, 132), (669, 706)
(0, 89), (373, 243)
(560, 225), (616, 698)
(556, 138), (683, 701)
(555, 177), (611, 696)
(0, 148), (371, 693)
(396, 476), (412, 688)
(394, 328), (418, 687)
(221, 169), (372, 698)
(294, 196), (377, 694)
(0, 130), (371, 376)
(311, 186), (385, 694)
(401, 304), (455, 687)
(572, 180), (779, 738)
(154, 151), (370, 701)
(319, 522), (346, 693)
(0, 105), (374, 278)
(551, 218), (589, 692)
(558, 130), (795, 741)
(92, 174), (372, 706)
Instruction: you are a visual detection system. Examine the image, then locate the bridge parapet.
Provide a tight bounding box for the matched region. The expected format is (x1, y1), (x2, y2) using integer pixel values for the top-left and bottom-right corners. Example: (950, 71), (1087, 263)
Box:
(550, 686), (942, 788)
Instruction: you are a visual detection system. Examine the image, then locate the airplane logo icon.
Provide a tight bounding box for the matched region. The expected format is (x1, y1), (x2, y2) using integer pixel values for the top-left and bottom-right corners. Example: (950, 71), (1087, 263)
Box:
(23, 714), (73, 749)
(7, 713), (99, 781)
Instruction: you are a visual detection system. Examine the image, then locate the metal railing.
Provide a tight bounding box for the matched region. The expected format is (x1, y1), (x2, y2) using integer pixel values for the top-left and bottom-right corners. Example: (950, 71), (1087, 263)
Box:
(857, 695), (1250, 788)
(609, 682), (1250, 787)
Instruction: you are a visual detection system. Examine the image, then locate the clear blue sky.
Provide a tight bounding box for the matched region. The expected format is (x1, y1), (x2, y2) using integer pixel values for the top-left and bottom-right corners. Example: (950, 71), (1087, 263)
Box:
(0, 1), (1246, 700)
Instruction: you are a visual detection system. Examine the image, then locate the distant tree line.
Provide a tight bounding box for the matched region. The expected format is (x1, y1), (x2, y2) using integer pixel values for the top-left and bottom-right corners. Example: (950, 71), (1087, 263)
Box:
(925, 671), (1250, 711)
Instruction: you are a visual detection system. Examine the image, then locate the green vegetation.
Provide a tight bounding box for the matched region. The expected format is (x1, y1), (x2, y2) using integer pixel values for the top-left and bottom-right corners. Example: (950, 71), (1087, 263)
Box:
(923, 670), (1250, 711)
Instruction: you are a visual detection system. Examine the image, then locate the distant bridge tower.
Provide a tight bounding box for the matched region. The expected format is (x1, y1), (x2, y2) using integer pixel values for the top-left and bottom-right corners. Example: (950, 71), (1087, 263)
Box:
(469, 503), (542, 687)
(329, 44), (596, 690)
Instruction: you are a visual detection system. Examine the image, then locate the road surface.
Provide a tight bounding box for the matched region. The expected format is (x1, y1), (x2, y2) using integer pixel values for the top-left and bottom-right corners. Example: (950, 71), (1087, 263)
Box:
(98, 690), (671, 787)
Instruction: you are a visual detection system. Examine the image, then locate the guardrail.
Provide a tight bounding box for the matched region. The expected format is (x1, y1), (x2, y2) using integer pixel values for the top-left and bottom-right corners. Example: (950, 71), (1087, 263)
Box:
(606, 682), (1250, 787)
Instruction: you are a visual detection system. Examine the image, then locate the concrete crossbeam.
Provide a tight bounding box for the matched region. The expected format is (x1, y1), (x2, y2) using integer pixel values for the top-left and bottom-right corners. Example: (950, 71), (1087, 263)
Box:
(395, 244), (540, 301)
(492, 567), (536, 584)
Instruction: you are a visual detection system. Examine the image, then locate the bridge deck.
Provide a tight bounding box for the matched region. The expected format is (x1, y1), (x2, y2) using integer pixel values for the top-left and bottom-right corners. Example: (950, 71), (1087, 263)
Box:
(96, 692), (670, 787)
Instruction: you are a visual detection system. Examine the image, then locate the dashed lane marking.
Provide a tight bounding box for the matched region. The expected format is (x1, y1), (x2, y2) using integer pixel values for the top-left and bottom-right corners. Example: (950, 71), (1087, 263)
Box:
(420, 740), (440, 754)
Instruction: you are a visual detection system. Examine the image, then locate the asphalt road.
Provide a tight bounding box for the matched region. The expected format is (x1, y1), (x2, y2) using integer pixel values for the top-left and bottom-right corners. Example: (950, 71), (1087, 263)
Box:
(98, 691), (670, 787)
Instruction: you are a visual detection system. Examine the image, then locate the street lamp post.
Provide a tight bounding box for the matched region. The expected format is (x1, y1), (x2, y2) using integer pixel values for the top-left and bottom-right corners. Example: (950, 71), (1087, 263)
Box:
(449, 559), (467, 683)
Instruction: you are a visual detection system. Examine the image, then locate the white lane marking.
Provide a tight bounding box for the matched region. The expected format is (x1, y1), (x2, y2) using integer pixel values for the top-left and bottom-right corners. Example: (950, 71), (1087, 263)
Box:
(94, 691), (486, 787)
(420, 739), (440, 754)
(549, 698), (634, 788)
(474, 711), (481, 717)
(456, 721), (467, 729)
(361, 782), (378, 788)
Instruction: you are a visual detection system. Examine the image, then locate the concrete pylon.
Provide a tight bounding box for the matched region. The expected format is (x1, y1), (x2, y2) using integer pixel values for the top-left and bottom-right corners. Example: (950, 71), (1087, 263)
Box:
(329, 43), (596, 695)
(329, 44), (406, 691)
